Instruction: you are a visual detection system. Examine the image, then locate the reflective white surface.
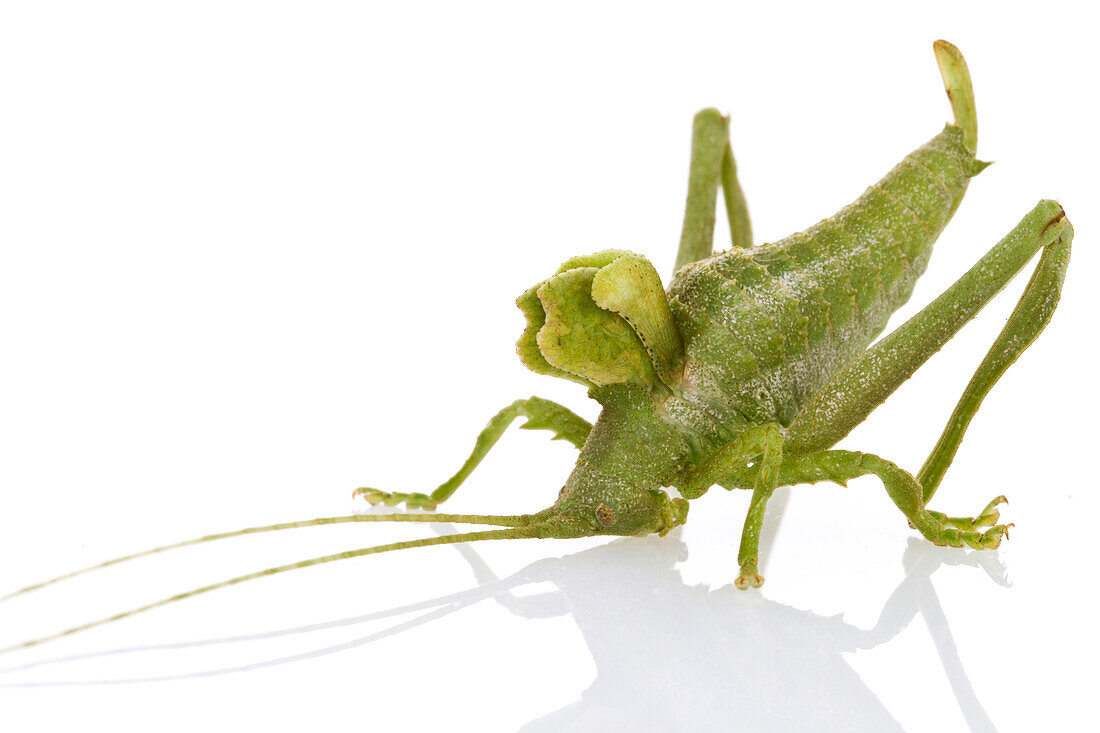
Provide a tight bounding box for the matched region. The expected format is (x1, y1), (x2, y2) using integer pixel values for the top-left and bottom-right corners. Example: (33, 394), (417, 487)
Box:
(0, 499), (1091, 732)
(1, 2), (1096, 730)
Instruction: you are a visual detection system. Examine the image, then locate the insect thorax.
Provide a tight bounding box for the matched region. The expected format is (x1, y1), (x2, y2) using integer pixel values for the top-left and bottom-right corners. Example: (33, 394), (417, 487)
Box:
(516, 125), (984, 498)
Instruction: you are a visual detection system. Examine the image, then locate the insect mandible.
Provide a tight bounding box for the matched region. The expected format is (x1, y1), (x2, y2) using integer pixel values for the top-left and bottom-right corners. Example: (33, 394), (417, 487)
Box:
(0, 40), (1072, 654)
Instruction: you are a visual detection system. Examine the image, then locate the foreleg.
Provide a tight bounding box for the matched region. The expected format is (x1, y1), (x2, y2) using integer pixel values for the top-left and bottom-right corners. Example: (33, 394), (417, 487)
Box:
(356, 397), (591, 509)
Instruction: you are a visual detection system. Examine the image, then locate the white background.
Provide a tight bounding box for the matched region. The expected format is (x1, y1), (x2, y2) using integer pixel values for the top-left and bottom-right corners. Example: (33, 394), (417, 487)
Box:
(1, 2), (1096, 731)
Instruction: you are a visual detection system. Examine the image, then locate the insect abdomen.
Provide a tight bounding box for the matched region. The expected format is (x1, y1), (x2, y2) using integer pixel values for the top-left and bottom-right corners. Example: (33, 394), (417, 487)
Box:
(668, 125), (984, 425)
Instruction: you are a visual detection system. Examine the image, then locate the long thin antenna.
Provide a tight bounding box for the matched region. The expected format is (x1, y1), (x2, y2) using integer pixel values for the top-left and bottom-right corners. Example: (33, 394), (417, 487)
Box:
(1, 511), (537, 604)
(0, 526), (540, 656)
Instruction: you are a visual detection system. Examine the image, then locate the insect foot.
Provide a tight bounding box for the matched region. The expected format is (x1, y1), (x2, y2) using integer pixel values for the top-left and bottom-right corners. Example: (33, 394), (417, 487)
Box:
(926, 495), (1007, 531)
(929, 520), (1012, 550)
(734, 563), (765, 590)
(353, 488), (438, 511)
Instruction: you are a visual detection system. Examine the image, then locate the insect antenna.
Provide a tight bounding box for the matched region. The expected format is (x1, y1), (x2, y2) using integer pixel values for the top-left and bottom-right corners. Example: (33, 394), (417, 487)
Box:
(0, 524), (544, 656)
(0, 510), (549, 604)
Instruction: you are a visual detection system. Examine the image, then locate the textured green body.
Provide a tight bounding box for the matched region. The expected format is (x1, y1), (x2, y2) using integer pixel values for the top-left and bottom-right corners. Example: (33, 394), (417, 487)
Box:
(529, 125), (979, 540)
(663, 126), (984, 458)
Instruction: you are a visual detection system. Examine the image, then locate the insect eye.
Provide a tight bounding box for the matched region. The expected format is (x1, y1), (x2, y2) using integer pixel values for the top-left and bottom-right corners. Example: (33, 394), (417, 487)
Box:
(595, 503), (618, 528)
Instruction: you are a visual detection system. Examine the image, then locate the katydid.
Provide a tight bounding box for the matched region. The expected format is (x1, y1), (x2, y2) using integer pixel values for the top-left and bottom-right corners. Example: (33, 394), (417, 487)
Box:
(0, 40), (1072, 654)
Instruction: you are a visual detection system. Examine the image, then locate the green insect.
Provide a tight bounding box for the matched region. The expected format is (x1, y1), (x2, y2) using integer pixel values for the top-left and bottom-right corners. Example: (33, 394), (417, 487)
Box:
(0, 40), (1072, 654)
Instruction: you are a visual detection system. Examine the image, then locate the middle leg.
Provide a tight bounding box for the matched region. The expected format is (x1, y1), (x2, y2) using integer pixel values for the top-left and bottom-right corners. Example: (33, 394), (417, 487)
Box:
(676, 422), (784, 588)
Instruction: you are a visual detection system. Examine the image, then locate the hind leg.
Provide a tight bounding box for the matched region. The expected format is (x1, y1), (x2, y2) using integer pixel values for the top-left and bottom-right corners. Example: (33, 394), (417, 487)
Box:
(785, 201), (1071, 523)
(786, 200), (1071, 459)
(778, 451), (1011, 550)
(915, 212), (1071, 504)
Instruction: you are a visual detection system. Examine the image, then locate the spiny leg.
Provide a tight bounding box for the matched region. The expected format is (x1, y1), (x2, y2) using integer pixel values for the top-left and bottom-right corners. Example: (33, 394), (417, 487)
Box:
(778, 451), (1010, 550)
(676, 423), (784, 588)
(355, 396), (591, 509)
(672, 108), (752, 275)
(784, 201), (1072, 516)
